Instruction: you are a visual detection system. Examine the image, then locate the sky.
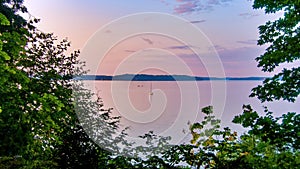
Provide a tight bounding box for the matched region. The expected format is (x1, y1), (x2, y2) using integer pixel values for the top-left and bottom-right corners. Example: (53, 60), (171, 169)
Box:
(23, 0), (284, 77)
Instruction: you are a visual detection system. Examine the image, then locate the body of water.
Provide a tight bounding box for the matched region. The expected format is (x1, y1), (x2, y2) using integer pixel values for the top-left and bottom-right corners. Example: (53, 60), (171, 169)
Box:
(82, 80), (299, 145)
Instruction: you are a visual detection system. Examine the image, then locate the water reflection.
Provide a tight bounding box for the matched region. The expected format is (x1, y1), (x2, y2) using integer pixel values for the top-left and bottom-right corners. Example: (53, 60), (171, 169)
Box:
(94, 81), (299, 137)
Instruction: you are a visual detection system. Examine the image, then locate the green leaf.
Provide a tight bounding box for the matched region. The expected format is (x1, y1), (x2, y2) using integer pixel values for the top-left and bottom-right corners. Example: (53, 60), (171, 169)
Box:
(0, 51), (11, 60)
(0, 13), (10, 26)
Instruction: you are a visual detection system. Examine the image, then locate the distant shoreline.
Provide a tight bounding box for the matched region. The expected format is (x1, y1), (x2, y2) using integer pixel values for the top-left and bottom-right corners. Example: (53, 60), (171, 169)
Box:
(74, 74), (267, 81)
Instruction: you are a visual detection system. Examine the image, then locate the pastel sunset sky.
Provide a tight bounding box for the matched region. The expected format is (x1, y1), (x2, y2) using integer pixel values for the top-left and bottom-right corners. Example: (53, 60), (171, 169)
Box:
(24, 0), (284, 77)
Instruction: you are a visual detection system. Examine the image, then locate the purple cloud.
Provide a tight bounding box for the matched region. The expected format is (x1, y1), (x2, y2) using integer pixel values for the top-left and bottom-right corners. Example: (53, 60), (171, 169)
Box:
(209, 45), (227, 51)
(158, 46), (266, 76)
(236, 39), (257, 45)
(217, 46), (266, 76)
(239, 12), (260, 19)
(141, 37), (154, 45)
(190, 19), (206, 23)
(173, 0), (233, 14)
(167, 45), (192, 50)
(174, 1), (197, 14)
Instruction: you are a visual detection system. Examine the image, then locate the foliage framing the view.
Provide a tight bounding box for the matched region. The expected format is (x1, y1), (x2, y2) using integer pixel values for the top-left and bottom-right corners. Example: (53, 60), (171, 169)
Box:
(0, 0), (299, 169)
(250, 0), (300, 102)
(0, 1), (129, 168)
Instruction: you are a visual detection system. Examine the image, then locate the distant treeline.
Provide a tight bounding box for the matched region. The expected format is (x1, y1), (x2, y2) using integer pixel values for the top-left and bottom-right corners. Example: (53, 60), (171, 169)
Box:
(75, 74), (267, 81)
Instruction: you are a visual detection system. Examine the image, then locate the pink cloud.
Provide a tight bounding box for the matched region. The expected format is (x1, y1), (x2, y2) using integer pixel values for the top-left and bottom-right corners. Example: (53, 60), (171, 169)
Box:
(173, 0), (233, 14)
(174, 2), (197, 14)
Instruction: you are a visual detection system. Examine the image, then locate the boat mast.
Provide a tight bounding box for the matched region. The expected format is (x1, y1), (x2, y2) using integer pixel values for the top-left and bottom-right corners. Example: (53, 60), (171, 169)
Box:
(149, 82), (153, 102)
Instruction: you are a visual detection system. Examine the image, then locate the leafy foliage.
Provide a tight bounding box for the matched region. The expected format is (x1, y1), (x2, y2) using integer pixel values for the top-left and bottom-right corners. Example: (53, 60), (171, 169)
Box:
(0, 1), (129, 168)
(1, 0), (299, 168)
(141, 106), (299, 169)
(250, 0), (300, 102)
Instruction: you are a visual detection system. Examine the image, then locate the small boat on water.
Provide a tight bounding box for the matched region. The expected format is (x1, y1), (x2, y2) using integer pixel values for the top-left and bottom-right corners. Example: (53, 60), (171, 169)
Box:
(149, 82), (153, 96)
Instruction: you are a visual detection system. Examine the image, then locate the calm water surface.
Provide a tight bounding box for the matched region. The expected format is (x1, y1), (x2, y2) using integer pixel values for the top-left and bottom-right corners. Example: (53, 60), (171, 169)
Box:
(84, 81), (299, 144)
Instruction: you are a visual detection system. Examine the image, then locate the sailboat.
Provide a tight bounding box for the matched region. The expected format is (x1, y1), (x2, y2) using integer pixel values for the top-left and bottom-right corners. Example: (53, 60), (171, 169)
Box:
(149, 82), (153, 103)
(149, 82), (153, 96)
